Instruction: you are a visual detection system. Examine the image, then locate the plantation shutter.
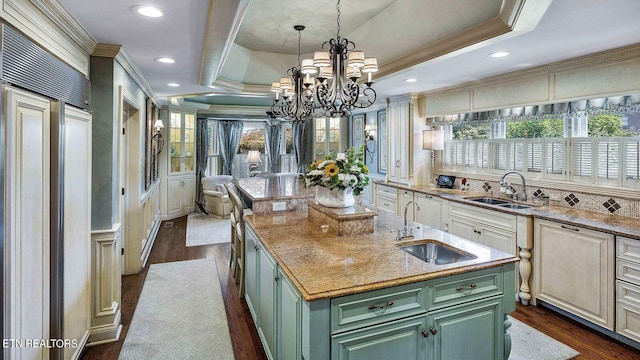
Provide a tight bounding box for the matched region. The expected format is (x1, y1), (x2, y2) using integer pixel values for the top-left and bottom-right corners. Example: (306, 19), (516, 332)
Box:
(596, 139), (620, 183)
(572, 139), (592, 181)
(527, 140), (543, 173)
(494, 140), (507, 172)
(625, 138), (640, 186)
(477, 140), (490, 170)
(546, 139), (565, 178)
(509, 140), (524, 171)
(443, 142), (452, 167)
(464, 141), (475, 170)
(452, 141), (463, 167)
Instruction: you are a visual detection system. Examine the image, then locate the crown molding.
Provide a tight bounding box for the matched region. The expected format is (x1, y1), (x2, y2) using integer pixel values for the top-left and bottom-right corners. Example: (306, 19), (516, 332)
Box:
(198, 104), (269, 116)
(93, 44), (159, 105)
(211, 78), (270, 95)
(420, 43), (640, 98)
(30, 0), (96, 53)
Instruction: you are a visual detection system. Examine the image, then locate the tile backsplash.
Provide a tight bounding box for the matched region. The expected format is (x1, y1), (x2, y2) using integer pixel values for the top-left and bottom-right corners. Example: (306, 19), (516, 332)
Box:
(460, 177), (639, 218)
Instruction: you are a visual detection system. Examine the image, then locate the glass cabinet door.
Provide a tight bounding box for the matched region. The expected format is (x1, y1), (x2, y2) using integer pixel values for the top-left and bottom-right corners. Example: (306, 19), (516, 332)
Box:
(314, 117), (344, 161)
(169, 110), (197, 174)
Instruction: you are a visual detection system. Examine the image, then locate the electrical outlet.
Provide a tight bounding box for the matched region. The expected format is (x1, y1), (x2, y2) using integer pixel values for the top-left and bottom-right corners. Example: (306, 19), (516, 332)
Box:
(272, 201), (286, 211)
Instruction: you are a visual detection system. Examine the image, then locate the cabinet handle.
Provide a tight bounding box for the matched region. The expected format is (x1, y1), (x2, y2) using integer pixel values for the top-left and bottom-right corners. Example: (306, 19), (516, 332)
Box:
(560, 224), (580, 232)
(430, 327), (438, 336)
(456, 283), (477, 291)
(368, 300), (394, 310)
(275, 276), (280, 282)
(383, 203), (390, 206)
(422, 329), (429, 338)
(254, 245), (259, 251)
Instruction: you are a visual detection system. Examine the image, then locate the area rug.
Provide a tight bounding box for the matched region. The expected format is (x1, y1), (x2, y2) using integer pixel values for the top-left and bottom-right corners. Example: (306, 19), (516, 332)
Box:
(186, 213), (231, 247)
(119, 259), (234, 360)
(510, 317), (580, 360)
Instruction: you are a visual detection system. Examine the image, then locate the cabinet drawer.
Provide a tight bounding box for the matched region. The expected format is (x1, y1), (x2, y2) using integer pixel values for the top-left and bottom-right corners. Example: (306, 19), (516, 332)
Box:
(617, 280), (640, 307)
(618, 259), (640, 286)
(616, 281), (640, 343)
(426, 267), (503, 310)
(377, 194), (397, 214)
(618, 237), (640, 264)
(331, 282), (427, 334)
(376, 184), (397, 196)
(449, 203), (516, 232)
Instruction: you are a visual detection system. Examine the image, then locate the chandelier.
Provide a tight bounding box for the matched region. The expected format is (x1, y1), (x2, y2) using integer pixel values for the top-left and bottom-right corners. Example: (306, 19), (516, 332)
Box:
(267, 25), (315, 122)
(267, 0), (378, 120)
(306, 0), (378, 117)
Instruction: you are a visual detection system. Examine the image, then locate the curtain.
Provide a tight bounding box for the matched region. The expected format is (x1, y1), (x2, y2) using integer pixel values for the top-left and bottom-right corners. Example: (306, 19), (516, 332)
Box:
(218, 120), (243, 175)
(292, 120), (307, 173)
(264, 122), (282, 173)
(195, 118), (208, 213)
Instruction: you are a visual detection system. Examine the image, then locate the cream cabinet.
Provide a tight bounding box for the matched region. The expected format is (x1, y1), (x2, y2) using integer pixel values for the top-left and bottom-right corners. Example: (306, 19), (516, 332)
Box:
(534, 219), (614, 330)
(398, 189), (414, 219)
(387, 100), (411, 183)
(169, 109), (196, 174)
(414, 193), (442, 230)
(448, 203), (517, 256)
(314, 117), (347, 160)
(167, 175), (195, 216)
(616, 236), (640, 342)
(375, 184), (398, 214)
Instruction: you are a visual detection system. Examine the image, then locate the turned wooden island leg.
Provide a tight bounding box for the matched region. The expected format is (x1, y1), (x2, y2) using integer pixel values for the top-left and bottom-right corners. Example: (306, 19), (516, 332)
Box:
(504, 314), (512, 359)
(518, 246), (532, 305)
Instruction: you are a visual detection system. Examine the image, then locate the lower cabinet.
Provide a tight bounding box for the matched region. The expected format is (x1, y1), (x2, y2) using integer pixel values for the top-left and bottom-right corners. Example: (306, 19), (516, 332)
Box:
(246, 222), (515, 360)
(615, 236), (640, 342)
(414, 193), (442, 230)
(245, 225), (302, 360)
(534, 219), (614, 330)
(166, 175), (195, 217)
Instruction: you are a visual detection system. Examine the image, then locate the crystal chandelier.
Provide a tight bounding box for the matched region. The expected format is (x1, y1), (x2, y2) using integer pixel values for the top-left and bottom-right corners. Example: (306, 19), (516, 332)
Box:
(304, 0), (378, 117)
(267, 25), (315, 122)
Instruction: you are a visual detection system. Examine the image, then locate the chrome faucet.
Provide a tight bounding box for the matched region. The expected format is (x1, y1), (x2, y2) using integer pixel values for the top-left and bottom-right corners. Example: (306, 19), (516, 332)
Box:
(391, 201), (421, 240)
(499, 171), (527, 202)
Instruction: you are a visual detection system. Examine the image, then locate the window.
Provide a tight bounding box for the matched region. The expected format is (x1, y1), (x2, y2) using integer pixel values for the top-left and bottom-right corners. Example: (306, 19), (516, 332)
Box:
(441, 110), (640, 189)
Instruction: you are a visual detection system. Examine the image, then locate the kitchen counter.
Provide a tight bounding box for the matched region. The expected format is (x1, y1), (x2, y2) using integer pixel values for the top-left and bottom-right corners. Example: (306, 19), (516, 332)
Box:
(375, 181), (639, 239)
(246, 209), (518, 301)
(234, 175), (315, 214)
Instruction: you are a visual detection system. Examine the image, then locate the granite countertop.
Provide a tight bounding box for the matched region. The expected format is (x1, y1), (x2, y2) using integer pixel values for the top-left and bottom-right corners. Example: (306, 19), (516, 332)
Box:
(246, 210), (518, 301)
(375, 181), (640, 239)
(235, 175), (315, 201)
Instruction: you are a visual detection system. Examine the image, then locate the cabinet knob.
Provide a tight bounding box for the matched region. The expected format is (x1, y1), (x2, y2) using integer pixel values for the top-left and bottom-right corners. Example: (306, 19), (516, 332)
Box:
(275, 276), (280, 282)
(254, 245), (259, 251)
(430, 327), (438, 335)
(422, 329), (429, 338)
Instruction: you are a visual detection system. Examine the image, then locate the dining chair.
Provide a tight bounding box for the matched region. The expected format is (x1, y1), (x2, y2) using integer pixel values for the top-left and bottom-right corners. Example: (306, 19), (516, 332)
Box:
(224, 182), (252, 297)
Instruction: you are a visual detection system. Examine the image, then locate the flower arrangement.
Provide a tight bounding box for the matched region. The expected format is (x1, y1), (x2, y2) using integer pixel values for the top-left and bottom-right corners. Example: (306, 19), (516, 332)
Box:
(303, 145), (370, 195)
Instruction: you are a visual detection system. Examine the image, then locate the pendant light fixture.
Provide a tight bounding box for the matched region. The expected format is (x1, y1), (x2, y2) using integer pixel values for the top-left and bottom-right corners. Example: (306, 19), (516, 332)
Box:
(304, 0), (378, 117)
(267, 25), (315, 122)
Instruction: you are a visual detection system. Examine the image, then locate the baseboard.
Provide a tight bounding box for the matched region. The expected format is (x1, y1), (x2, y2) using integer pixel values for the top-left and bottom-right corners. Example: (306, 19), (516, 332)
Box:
(70, 330), (90, 360)
(87, 311), (122, 346)
(141, 215), (161, 268)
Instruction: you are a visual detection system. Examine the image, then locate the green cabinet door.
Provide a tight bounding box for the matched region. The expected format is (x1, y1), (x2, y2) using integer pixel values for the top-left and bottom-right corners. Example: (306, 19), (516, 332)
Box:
(428, 296), (503, 360)
(331, 315), (427, 360)
(278, 268), (302, 360)
(258, 244), (278, 360)
(245, 226), (259, 322)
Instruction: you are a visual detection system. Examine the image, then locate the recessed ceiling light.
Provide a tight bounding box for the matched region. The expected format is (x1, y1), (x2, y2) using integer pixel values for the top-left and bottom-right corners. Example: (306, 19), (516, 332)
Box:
(134, 6), (164, 17)
(167, 83), (180, 87)
(489, 51), (510, 58)
(404, 78), (418, 83)
(155, 57), (175, 64)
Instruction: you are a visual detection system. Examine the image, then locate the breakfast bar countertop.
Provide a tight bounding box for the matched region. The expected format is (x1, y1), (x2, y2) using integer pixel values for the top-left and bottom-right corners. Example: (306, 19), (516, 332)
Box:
(245, 209), (518, 301)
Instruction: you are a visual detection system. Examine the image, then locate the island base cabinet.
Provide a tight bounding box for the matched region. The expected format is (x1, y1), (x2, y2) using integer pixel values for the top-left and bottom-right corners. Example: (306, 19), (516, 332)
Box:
(279, 269), (302, 360)
(258, 244), (278, 360)
(429, 297), (503, 360)
(331, 315), (427, 360)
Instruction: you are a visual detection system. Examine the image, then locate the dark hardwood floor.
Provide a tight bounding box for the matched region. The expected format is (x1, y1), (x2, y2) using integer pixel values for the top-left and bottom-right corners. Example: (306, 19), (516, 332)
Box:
(81, 215), (640, 360)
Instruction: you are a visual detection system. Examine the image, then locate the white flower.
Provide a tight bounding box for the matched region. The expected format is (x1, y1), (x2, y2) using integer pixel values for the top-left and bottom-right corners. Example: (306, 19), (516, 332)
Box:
(305, 178), (312, 187)
(336, 153), (346, 161)
(350, 165), (361, 173)
(317, 160), (328, 168)
(309, 169), (323, 176)
(337, 173), (346, 182)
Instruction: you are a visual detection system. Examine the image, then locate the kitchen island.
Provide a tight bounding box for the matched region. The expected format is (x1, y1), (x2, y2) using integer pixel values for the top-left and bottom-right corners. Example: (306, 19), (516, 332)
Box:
(244, 206), (519, 360)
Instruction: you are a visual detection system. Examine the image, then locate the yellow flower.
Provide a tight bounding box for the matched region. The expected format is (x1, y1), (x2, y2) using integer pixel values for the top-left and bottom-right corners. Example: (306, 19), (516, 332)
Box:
(362, 165), (369, 174)
(324, 163), (339, 177)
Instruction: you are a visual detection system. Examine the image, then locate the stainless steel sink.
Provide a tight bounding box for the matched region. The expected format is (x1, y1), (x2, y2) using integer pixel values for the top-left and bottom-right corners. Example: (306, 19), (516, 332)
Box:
(397, 241), (477, 265)
(467, 197), (510, 205)
(497, 203), (531, 209)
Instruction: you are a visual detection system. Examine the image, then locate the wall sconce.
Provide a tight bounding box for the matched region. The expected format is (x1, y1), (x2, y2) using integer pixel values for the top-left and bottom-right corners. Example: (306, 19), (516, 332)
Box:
(422, 127), (444, 186)
(153, 119), (165, 154)
(364, 125), (375, 162)
(246, 150), (262, 175)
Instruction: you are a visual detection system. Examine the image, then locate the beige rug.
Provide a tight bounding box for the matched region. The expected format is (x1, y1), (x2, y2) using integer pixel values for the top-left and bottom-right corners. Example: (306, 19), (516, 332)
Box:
(119, 259), (234, 360)
(510, 317), (580, 360)
(186, 213), (231, 247)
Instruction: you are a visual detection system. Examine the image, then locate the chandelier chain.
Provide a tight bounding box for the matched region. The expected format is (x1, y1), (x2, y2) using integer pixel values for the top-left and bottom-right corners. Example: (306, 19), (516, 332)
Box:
(336, 0), (341, 39)
(297, 28), (301, 66)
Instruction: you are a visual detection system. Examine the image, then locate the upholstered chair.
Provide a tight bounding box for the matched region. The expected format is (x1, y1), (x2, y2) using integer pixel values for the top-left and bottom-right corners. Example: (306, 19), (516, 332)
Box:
(201, 175), (233, 217)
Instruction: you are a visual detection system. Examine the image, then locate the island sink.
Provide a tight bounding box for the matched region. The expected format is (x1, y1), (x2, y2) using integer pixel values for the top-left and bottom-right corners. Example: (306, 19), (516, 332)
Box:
(467, 197), (510, 205)
(397, 240), (478, 265)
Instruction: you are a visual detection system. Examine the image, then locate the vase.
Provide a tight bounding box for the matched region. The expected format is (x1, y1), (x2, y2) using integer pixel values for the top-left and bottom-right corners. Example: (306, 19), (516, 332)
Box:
(315, 186), (355, 208)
